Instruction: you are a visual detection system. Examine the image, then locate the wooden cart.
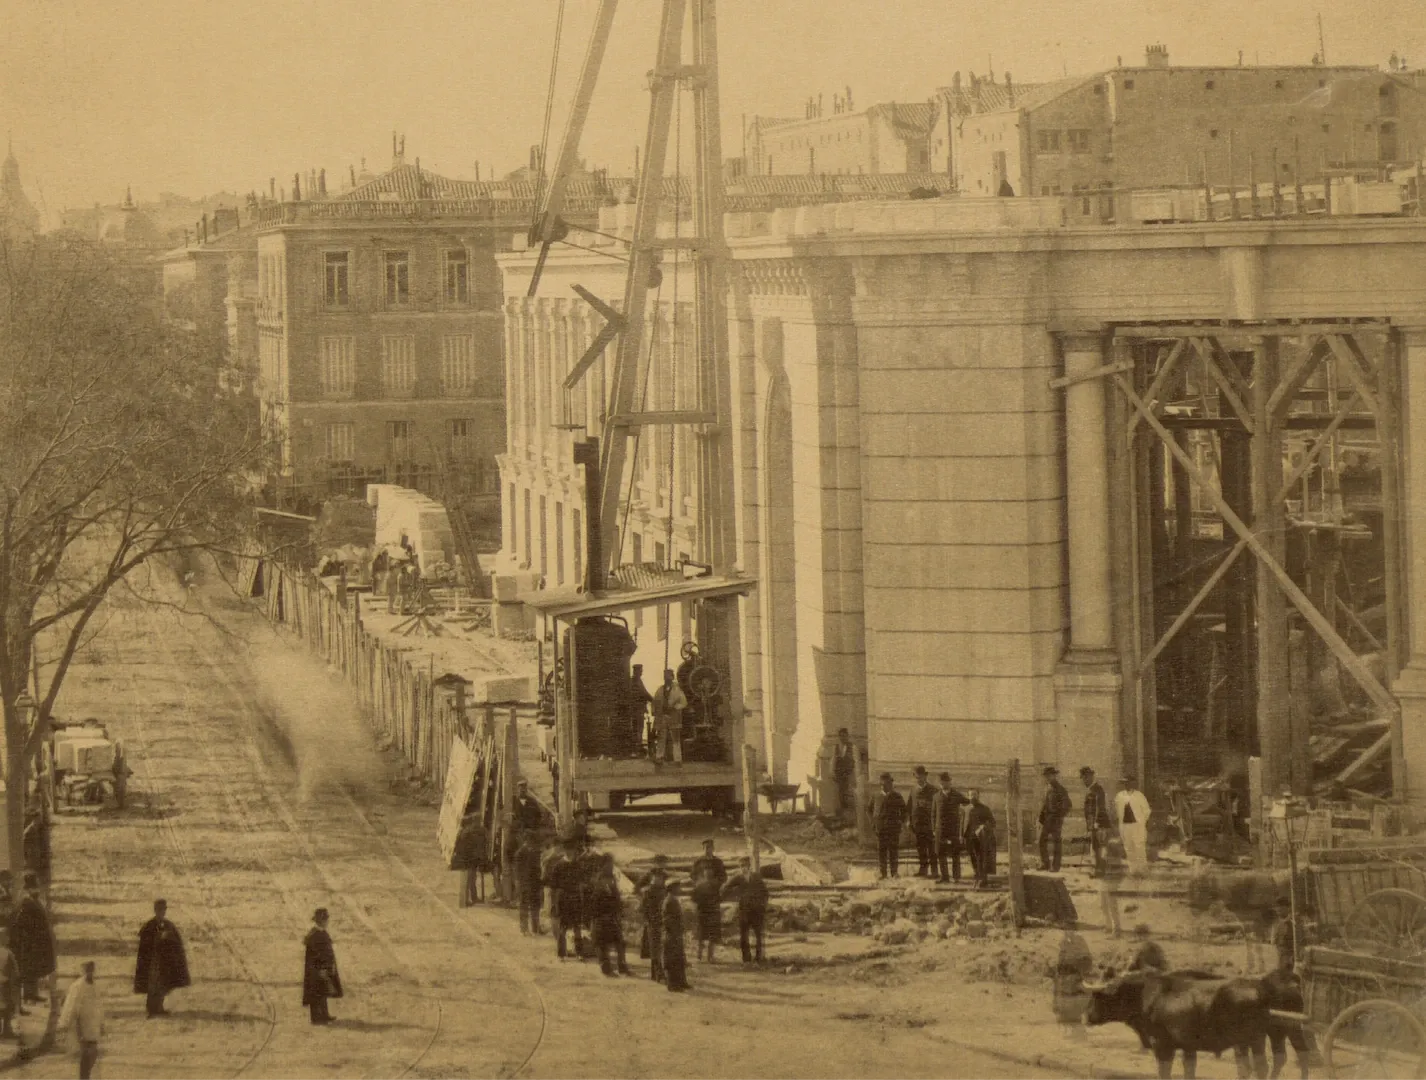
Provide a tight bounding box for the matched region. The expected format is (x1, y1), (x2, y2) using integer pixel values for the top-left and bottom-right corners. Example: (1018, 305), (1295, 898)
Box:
(1296, 946), (1426, 1077)
(1306, 857), (1426, 958)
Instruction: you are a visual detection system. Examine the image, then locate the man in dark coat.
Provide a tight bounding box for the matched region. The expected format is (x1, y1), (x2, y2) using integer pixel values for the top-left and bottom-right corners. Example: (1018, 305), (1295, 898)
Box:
(302, 908), (342, 1025)
(869, 773), (908, 879)
(722, 856), (769, 964)
(23, 813), (50, 895)
(1079, 766), (1112, 875)
(1038, 766), (1073, 872)
(590, 854), (631, 977)
(637, 859), (669, 982)
(832, 728), (857, 821)
(510, 779), (543, 843)
(10, 874), (54, 1005)
(690, 839), (727, 963)
(133, 899), (190, 1017)
(963, 789), (997, 889)
(515, 832), (546, 935)
(546, 841), (586, 960)
(662, 883), (689, 992)
(453, 810), (488, 908)
(908, 766), (938, 877)
(932, 773), (969, 884)
(628, 665), (654, 754)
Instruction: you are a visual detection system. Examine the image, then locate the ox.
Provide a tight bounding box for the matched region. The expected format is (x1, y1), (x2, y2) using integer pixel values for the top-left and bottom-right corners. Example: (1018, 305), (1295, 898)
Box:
(1085, 968), (1273, 1078)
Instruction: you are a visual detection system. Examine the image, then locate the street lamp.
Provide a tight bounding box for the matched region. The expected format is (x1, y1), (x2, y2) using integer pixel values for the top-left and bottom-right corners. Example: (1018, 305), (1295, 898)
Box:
(1268, 789), (1311, 967)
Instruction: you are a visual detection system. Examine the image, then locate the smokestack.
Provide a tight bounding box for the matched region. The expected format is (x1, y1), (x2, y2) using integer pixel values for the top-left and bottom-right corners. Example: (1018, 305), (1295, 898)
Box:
(319, 168), (327, 197)
(293, 173), (302, 201)
(1006, 71), (1014, 105)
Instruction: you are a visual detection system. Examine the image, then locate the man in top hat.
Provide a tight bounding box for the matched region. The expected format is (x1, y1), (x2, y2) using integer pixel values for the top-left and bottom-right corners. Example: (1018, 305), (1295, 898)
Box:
(869, 773), (908, 879)
(511, 778), (543, 843)
(832, 729), (857, 822)
(133, 899), (190, 1017)
(932, 773), (969, 884)
(10, 872), (53, 1006)
(908, 766), (938, 877)
(302, 908), (342, 1025)
(1038, 766), (1073, 872)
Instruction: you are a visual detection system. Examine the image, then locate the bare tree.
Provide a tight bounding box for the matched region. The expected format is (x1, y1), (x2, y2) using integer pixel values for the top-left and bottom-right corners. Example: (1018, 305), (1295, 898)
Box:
(0, 231), (271, 871)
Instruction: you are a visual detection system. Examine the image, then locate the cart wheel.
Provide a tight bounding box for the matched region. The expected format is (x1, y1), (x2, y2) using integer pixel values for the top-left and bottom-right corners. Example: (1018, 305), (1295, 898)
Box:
(1344, 889), (1426, 959)
(1325, 998), (1426, 1079)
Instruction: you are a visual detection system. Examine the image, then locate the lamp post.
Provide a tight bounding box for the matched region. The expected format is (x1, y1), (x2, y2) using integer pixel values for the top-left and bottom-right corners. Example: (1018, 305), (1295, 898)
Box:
(1268, 789), (1310, 967)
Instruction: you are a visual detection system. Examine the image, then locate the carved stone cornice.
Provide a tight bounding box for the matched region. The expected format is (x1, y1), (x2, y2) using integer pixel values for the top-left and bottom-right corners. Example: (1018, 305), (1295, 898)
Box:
(738, 259), (810, 299)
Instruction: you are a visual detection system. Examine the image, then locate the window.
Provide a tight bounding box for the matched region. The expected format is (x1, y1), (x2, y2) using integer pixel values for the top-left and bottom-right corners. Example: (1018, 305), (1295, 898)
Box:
(1209, 129), (1220, 139)
(523, 489), (532, 567)
(444, 249), (469, 304)
(386, 420), (413, 461)
(324, 252), (349, 306)
(1275, 79), (1285, 89)
(555, 502), (565, 586)
(441, 334), (477, 393)
(449, 418), (471, 459)
(572, 509), (582, 586)
(383, 251), (410, 306)
(1204, 79), (1215, 90)
(1123, 78), (1135, 89)
(1040, 183), (1061, 196)
(1037, 130), (1061, 152)
(539, 495), (548, 578)
(325, 422), (354, 463)
(381, 335), (416, 395)
(1067, 129), (1091, 153)
(319, 336), (355, 396)
(1322, 123), (1331, 133)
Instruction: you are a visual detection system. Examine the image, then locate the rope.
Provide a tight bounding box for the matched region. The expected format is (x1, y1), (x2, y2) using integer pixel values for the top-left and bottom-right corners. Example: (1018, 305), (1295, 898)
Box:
(533, 0), (568, 231)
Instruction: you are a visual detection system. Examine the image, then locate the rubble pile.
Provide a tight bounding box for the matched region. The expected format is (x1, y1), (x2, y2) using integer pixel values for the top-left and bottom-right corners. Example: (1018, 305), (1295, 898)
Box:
(760, 816), (857, 853)
(762, 888), (1013, 939)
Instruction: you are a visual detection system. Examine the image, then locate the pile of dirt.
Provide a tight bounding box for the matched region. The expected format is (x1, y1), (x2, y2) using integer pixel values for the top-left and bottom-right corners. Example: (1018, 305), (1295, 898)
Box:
(761, 816), (858, 853)
(766, 888), (1014, 938)
(956, 935), (1061, 985)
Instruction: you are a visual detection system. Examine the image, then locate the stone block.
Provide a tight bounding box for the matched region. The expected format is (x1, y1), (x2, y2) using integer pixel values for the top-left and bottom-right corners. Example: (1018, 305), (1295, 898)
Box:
(860, 497), (1064, 547)
(478, 674), (534, 703)
(861, 412), (1059, 459)
(861, 455), (1062, 503)
(862, 541), (1063, 591)
(871, 717), (1038, 766)
(872, 673), (1053, 722)
(859, 368), (1057, 415)
(863, 585), (1064, 634)
(866, 629), (1063, 678)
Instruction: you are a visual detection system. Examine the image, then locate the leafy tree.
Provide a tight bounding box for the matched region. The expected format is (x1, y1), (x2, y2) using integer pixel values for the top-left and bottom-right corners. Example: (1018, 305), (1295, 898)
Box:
(0, 231), (271, 870)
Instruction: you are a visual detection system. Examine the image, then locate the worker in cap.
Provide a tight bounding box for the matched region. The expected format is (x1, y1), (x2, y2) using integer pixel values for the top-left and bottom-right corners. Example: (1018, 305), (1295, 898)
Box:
(909, 766), (937, 877)
(870, 773), (908, 879)
(1038, 766), (1073, 872)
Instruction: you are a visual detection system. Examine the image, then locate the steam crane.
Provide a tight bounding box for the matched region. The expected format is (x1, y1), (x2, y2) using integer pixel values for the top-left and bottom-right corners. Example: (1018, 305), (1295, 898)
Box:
(522, 0), (755, 822)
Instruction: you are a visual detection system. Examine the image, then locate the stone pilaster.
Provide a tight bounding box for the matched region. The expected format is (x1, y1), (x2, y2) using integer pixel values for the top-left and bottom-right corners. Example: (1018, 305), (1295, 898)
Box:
(1053, 326), (1122, 783)
(1392, 326), (1426, 806)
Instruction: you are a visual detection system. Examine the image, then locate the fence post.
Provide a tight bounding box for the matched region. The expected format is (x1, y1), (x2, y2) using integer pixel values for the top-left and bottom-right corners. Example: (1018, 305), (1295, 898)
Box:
(501, 707), (520, 904)
(742, 743), (761, 872)
(1007, 759), (1026, 929)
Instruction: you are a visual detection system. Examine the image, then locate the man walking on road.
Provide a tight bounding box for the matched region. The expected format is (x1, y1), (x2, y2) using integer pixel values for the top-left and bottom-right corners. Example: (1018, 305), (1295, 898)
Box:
(134, 899), (190, 1017)
(908, 766), (937, 877)
(932, 773), (969, 884)
(58, 960), (103, 1080)
(10, 873), (54, 1006)
(1038, 766), (1073, 872)
(302, 908), (342, 1025)
(870, 773), (908, 879)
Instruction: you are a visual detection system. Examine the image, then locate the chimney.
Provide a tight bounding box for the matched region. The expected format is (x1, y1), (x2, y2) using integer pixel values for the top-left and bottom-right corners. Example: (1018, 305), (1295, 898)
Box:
(952, 71), (962, 93)
(349, 164), (357, 188)
(1006, 71), (1014, 105)
(818, 92), (824, 117)
(1145, 44), (1169, 69)
(319, 168), (327, 197)
(846, 85), (853, 111)
(269, 177), (276, 200)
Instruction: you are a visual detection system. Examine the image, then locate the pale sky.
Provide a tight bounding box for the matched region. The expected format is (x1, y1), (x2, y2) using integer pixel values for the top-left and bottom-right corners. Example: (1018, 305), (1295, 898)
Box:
(3, 0), (1423, 217)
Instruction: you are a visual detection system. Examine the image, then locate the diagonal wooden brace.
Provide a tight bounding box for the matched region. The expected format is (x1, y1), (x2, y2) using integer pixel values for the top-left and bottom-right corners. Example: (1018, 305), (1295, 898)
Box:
(1138, 536), (1250, 679)
(563, 284), (627, 390)
(1325, 334), (1382, 418)
(1266, 335), (1323, 419)
(1127, 339), (1188, 437)
(1276, 384), (1363, 502)
(1114, 372), (1398, 719)
(1192, 338), (1255, 435)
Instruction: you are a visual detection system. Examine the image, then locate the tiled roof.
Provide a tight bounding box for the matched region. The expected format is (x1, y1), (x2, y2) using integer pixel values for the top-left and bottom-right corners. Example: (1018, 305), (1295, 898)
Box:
(868, 101), (935, 132)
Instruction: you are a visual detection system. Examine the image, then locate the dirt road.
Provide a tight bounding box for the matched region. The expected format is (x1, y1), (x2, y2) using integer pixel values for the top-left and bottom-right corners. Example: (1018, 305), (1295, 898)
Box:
(17, 585), (1063, 1079)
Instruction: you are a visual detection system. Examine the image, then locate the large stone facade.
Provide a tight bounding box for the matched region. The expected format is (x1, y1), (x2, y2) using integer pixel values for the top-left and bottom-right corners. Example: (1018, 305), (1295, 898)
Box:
(501, 192), (1426, 809)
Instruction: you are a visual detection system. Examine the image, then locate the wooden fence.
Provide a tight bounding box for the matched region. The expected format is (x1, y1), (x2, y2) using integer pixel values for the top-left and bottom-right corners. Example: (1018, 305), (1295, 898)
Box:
(256, 562), (528, 795)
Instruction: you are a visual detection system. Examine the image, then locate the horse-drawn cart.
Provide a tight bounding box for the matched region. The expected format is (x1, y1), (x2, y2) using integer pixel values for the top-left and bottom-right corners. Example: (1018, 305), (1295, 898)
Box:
(1295, 945), (1426, 1078)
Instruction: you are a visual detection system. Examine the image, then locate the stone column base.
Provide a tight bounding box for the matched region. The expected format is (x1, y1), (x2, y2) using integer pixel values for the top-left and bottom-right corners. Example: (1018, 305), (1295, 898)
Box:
(1053, 652), (1123, 783)
(1392, 660), (1426, 808)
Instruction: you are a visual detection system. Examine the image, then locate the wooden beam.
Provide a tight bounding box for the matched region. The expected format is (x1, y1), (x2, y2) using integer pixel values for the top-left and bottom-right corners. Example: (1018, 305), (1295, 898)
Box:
(1007, 760), (1025, 928)
(1275, 385), (1363, 501)
(609, 410), (716, 427)
(1114, 372), (1399, 721)
(1325, 334), (1382, 418)
(1266, 335), (1323, 418)
(1138, 537), (1250, 678)
(1127, 339), (1188, 436)
(1049, 360), (1133, 391)
(1193, 338), (1255, 435)
(1113, 322), (1389, 340)
(1337, 595), (1384, 653)
(1337, 731), (1393, 785)
(1254, 338), (1293, 794)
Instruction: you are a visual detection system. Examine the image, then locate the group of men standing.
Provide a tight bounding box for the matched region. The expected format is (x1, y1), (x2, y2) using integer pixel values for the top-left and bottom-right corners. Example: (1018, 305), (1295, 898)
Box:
(868, 769), (998, 888)
(627, 661), (697, 764)
(1035, 766), (1153, 875)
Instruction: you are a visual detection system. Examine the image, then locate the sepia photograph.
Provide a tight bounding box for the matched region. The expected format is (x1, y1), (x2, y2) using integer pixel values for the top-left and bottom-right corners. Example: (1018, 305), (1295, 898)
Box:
(2, 0), (1426, 1076)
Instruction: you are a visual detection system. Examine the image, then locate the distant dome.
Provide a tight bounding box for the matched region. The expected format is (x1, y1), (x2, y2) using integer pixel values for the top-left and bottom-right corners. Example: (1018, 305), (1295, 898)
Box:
(98, 187), (161, 247)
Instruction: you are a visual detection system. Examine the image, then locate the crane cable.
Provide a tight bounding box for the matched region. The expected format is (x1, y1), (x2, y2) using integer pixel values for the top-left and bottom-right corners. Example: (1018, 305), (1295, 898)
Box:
(663, 81), (684, 674)
(532, 0), (568, 231)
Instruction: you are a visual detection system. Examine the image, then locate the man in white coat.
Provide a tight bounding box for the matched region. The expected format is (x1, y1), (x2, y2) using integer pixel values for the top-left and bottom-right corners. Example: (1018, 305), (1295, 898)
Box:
(1114, 778), (1151, 873)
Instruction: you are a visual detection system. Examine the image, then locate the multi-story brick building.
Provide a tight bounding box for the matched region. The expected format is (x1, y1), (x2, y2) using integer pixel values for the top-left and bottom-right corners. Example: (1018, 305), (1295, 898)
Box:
(253, 156), (513, 508)
(746, 100), (936, 177)
(951, 48), (1426, 217)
